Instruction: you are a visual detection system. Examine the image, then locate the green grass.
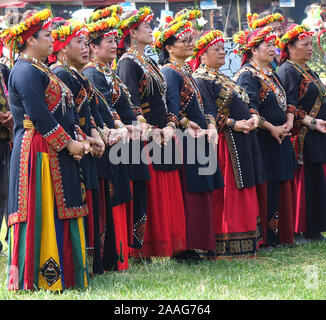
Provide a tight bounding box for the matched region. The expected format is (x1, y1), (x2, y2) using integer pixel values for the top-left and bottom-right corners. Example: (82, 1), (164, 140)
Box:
(1, 221), (326, 300)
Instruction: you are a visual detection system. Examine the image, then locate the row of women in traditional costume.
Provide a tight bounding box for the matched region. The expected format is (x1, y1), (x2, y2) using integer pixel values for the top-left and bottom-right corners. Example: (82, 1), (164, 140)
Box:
(1, 7), (325, 292)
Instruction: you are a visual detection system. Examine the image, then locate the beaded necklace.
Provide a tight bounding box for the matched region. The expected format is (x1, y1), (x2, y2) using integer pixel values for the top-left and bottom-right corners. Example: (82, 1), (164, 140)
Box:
(52, 61), (88, 113)
(93, 59), (134, 109)
(119, 48), (168, 113)
(249, 61), (287, 111)
(287, 59), (326, 103)
(203, 64), (250, 105)
(20, 54), (74, 114)
(82, 61), (116, 117)
(168, 59), (204, 114)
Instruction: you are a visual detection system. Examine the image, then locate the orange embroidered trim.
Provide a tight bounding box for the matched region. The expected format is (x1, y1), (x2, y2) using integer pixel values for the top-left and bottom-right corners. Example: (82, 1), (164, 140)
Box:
(8, 129), (34, 226)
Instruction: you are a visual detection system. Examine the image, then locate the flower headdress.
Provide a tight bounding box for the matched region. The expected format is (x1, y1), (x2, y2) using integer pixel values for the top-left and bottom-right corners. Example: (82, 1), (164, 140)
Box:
(86, 5), (123, 23)
(174, 9), (201, 23)
(48, 19), (86, 63)
(191, 30), (224, 70)
(117, 6), (154, 49)
(152, 19), (192, 52)
(86, 16), (121, 44)
(277, 24), (314, 64)
(247, 12), (284, 30)
(278, 24), (314, 50)
(233, 26), (276, 66)
(233, 26), (276, 55)
(0, 8), (52, 66)
(172, 8), (202, 31)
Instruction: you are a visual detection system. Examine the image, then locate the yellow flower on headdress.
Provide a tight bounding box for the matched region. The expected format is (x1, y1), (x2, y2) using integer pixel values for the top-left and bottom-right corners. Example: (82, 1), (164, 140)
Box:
(152, 19), (192, 52)
(278, 24), (314, 50)
(193, 30), (224, 58)
(118, 6), (153, 32)
(51, 19), (84, 42)
(87, 5), (123, 23)
(247, 12), (284, 30)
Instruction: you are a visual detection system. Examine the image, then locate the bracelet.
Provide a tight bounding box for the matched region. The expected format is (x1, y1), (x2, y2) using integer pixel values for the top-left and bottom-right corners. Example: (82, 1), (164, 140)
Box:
(182, 119), (190, 129)
(115, 122), (125, 129)
(138, 117), (147, 124)
(258, 115), (266, 127)
(309, 118), (317, 130)
(227, 118), (236, 129)
(167, 122), (176, 130)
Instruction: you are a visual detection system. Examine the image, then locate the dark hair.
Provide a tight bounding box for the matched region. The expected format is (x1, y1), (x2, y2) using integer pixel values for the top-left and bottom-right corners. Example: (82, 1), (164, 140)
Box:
(279, 37), (300, 65)
(17, 28), (42, 52)
(158, 36), (178, 66)
(123, 24), (140, 49)
(89, 34), (104, 46)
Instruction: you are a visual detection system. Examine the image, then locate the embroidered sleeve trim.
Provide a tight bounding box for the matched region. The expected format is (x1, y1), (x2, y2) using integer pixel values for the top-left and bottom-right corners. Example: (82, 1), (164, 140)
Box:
(286, 104), (297, 115)
(75, 125), (87, 140)
(43, 124), (72, 152)
(217, 114), (229, 131)
(112, 111), (121, 121)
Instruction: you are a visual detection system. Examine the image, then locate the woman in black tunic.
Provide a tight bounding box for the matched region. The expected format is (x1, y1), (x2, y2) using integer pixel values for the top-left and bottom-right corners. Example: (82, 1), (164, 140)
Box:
(234, 26), (297, 248)
(2, 9), (89, 290)
(49, 19), (109, 275)
(277, 24), (326, 241)
(116, 7), (187, 259)
(192, 30), (265, 257)
(153, 19), (224, 260)
(84, 15), (148, 264)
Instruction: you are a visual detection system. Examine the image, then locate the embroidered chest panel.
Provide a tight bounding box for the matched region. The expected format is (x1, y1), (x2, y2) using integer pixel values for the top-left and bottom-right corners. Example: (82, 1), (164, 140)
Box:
(45, 76), (62, 114)
(166, 63), (203, 116)
(235, 67), (287, 111)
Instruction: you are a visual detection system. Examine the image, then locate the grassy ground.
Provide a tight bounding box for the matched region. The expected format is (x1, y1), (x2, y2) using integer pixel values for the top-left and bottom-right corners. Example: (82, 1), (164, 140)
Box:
(1, 221), (326, 300)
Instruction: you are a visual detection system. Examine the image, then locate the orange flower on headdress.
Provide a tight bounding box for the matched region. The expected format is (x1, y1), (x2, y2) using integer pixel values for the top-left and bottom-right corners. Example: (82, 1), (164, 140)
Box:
(247, 12), (284, 29)
(278, 24), (314, 50)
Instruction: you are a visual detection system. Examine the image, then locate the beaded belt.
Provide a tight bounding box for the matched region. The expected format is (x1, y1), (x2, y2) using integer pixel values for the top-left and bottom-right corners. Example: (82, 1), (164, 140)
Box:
(23, 119), (35, 130)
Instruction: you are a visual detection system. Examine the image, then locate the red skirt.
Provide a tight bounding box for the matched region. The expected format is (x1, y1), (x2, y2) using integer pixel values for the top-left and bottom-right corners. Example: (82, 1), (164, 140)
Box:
(213, 132), (261, 256)
(112, 203), (129, 270)
(292, 163), (326, 234)
(98, 178), (130, 271)
(179, 167), (216, 251)
(130, 164), (186, 257)
(291, 165), (307, 233)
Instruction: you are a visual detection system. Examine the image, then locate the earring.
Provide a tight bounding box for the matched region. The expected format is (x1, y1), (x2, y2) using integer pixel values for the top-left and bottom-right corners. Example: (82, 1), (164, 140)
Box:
(133, 39), (138, 51)
(63, 54), (68, 66)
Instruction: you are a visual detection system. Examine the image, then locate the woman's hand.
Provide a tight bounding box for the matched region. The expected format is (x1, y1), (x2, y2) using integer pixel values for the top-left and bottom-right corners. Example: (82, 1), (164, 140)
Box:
(161, 125), (175, 145)
(206, 123), (218, 145)
(108, 128), (122, 145)
(233, 119), (252, 134)
(270, 125), (289, 144)
(315, 119), (326, 133)
(249, 114), (260, 129)
(67, 140), (85, 161)
(282, 120), (294, 134)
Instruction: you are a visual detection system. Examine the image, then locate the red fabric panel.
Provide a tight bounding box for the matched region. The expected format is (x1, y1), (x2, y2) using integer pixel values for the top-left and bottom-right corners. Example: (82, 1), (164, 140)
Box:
(278, 180), (294, 244)
(214, 132), (259, 235)
(112, 204), (129, 270)
(292, 164), (307, 233)
(131, 164), (186, 257)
